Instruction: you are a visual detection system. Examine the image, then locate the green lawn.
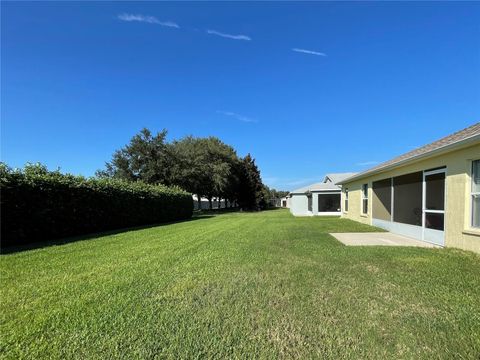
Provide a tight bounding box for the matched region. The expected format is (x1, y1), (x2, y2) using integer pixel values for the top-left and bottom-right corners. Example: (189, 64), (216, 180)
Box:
(1, 209), (479, 359)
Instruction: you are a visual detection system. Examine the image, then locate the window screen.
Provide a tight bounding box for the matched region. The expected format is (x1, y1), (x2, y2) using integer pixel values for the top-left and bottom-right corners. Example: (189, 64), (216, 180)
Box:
(393, 172), (422, 226)
(318, 193), (341, 212)
(372, 178), (391, 221)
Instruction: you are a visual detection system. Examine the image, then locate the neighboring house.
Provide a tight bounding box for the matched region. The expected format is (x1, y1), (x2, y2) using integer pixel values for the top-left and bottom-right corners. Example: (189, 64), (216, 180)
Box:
(270, 198), (281, 207)
(289, 173), (356, 216)
(337, 122), (480, 253)
(280, 196), (290, 208)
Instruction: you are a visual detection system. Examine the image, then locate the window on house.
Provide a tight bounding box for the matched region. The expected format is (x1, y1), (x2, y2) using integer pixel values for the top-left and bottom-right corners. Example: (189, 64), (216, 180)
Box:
(472, 160), (480, 228)
(318, 193), (341, 212)
(307, 193), (312, 212)
(344, 189), (349, 212)
(362, 184), (368, 214)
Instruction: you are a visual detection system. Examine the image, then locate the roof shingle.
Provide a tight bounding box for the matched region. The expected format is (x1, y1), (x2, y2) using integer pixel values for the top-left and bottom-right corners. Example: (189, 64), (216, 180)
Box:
(340, 122), (480, 184)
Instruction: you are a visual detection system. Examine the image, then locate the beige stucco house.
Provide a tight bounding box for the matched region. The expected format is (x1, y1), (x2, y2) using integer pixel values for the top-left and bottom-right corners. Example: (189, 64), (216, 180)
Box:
(337, 122), (480, 253)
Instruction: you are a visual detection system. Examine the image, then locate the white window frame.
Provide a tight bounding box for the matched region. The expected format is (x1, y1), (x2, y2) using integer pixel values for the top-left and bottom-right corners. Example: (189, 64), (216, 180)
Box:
(344, 188), (349, 212)
(422, 168), (446, 245)
(361, 183), (368, 215)
(472, 159), (480, 228)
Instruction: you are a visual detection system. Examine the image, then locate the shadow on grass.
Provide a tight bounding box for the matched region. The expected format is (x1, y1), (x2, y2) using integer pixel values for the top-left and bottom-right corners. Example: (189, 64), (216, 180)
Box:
(194, 207), (240, 215)
(1, 215), (215, 255)
(194, 207), (284, 216)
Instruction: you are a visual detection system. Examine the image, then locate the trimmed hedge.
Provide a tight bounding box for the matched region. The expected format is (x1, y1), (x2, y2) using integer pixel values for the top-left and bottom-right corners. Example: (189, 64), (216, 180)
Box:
(0, 164), (193, 247)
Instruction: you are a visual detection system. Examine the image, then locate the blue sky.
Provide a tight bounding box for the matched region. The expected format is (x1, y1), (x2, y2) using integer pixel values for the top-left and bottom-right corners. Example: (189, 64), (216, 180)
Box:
(2, 2), (479, 190)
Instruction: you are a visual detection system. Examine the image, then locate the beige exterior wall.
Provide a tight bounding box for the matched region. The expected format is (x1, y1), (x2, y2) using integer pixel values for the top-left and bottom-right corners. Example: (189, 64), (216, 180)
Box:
(341, 143), (480, 253)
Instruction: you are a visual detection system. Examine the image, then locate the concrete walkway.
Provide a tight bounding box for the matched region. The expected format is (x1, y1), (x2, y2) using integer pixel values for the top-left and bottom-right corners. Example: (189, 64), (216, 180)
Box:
(330, 232), (440, 248)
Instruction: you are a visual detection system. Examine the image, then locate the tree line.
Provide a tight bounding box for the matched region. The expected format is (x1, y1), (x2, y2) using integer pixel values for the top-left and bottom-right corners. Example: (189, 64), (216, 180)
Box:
(96, 128), (287, 210)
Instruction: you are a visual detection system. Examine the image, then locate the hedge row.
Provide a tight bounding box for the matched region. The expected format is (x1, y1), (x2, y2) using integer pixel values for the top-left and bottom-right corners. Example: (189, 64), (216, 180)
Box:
(0, 164), (193, 247)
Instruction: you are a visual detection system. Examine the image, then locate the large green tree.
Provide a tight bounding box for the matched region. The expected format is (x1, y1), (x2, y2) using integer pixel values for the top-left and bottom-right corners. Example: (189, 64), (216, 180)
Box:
(169, 136), (210, 209)
(161, 135), (240, 210)
(202, 137), (238, 208)
(236, 154), (264, 210)
(96, 128), (173, 185)
(97, 128), (266, 211)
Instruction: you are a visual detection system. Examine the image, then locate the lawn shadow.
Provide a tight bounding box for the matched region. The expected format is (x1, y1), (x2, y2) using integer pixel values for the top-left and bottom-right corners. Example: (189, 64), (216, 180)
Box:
(194, 207), (283, 215)
(1, 215), (215, 255)
(194, 207), (240, 215)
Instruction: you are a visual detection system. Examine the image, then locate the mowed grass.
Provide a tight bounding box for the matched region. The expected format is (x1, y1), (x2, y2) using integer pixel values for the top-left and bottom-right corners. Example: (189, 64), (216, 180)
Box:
(1, 210), (480, 359)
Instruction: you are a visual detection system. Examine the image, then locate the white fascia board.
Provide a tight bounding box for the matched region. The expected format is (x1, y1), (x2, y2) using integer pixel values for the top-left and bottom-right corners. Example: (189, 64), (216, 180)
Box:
(310, 190), (341, 193)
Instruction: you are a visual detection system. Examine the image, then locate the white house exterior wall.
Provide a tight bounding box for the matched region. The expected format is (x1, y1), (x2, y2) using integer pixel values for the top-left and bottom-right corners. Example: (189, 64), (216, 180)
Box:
(289, 194), (310, 216)
(289, 191), (342, 216)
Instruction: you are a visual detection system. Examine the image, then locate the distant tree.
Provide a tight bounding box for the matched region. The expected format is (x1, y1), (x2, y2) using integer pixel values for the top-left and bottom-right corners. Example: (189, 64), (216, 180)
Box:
(170, 136), (239, 209)
(96, 128), (172, 185)
(236, 154), (263, 210)
(264, 188), (289, 206)
(169, 136), (210, 209)
(97, 128), (267, 212)
(223, 158), (241, 208)
(202, 137), (238, 209)
(258, 185), (272, 210)
(276, 190), (289, 198)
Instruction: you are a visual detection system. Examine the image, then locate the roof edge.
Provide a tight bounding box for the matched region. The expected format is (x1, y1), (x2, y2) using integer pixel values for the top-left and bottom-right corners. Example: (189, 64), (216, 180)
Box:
(289, 189), (341, 195)
(338, 133), (480, 184)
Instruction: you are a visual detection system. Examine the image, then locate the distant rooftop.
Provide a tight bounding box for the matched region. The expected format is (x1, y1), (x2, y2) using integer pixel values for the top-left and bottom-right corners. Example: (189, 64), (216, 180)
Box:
(324, 173), (358, 185)
(290, 172), (356, 194)
(338, 122), (480, 184)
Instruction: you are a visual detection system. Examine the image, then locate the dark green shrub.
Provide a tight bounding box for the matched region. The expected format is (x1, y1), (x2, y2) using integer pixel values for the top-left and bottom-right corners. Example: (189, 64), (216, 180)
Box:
(0, 163), (193, 247)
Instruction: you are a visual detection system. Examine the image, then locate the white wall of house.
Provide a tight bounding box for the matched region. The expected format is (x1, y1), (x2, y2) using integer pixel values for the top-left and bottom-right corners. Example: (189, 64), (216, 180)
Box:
(289, 194), (311, 216)
(290, 192), (342, 216)
(311, 193), (319, 215)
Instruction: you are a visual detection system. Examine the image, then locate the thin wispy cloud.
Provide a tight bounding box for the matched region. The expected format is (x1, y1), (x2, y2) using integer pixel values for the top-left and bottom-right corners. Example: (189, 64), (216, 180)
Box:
(117, 13), (179, 28)
(292, 48), (326, 56)
(356, 161), (379, 166)
(206, 30), (251, 41)
(217, 111), (257, 123)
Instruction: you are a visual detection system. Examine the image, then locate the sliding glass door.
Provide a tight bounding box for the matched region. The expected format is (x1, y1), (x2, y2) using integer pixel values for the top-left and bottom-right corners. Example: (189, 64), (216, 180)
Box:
(423, 169), (446, 246)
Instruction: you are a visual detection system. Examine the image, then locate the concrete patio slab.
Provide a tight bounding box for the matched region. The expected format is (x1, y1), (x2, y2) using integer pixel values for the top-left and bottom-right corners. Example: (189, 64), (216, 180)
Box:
(330, 232), (440, 248)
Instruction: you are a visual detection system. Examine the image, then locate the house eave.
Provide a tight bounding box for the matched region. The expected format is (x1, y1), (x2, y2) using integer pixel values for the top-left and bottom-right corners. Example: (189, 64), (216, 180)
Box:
(289, 189), (341, 195)
(337, 133), (480, 185)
